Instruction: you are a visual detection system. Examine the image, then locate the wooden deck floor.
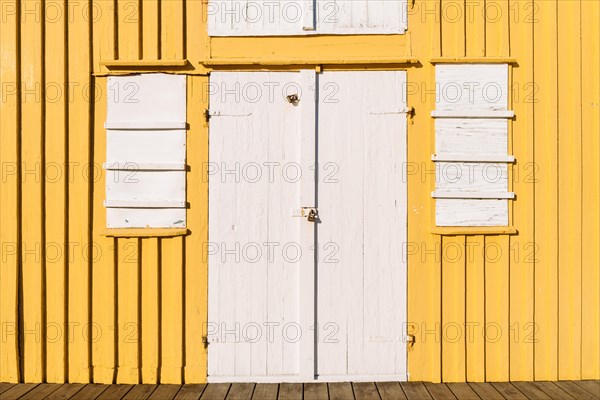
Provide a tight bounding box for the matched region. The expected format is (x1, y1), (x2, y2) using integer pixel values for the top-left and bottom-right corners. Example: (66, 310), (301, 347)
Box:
(0, 381), (598, 400)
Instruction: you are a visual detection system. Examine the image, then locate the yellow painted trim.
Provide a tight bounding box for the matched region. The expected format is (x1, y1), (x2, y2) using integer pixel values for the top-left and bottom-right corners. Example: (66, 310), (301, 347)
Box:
(430, 57), (517, 64)
(431, 226), (518, 236)
(202, 58), (419, 66)
(101, 229), (189, 238)
(100, 59), (190, 68)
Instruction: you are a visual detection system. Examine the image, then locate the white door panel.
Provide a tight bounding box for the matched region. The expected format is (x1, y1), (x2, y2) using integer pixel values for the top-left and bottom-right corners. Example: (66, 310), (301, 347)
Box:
(317, 71), (407, 379)
(208, 72), (309, 380)
(208, 70), (407, 382)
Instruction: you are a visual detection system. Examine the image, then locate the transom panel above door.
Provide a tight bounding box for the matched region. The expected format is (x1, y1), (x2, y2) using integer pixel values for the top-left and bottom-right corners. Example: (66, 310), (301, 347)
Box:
(208, 0), (408, 36)
(208, 70), (408, 382)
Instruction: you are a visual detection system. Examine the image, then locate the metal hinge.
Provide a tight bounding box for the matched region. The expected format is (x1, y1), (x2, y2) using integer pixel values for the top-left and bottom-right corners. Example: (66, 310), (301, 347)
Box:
(202, 335), (210, 349)
(203, 109), (211, 123)
(406, 333), (416, 351)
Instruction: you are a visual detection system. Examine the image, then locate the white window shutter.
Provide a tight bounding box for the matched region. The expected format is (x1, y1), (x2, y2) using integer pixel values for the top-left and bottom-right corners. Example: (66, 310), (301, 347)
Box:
(105, 74), (187, 229)
(433, 64), (513, 227)
(316, 0), (407, 34)
(208, 0), (406, 36)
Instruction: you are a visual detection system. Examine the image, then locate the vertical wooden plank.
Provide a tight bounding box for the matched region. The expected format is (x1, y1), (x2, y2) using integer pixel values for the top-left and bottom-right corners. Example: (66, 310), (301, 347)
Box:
(67, 0), (92, 383)
(161, 0), (184, 59)
(91, 77), (117, 384)
(91, 0), (116, 382)
(484, 235), (509, 381)
(299, 70), (316, 380)
(44, 0), (67, 383)
(485, 0), (510, 57)
(407, 1), (442, 383)
(440, 0), (465, 57)
(20, 0), (44, 382)
(0, 0), (21, 383)
(465, 236), (485, 382)
(141, 238), (160, 383)
(92, 0), (116, 69)
(183, 76), (207, 383)
(117, 238), (140, 383)
(557, 0), (582, 380)
(441, 236), (466, 382)
(507, 0), (535, 382)
(161, 237), (184, 383)
(117, 0), (140, 60)
(185, 0), (206, 62)
(465, 0), (485, 57)
(581, 0), (600, 380)
(142, 0), (160, 59)
(533, 0), (559, 381)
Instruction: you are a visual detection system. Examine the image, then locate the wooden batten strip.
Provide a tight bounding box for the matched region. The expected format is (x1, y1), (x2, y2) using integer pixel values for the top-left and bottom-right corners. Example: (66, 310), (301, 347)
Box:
(431, 110), (515, 118)
(432, 191), (515, 199)
(432, 154), (515, 163)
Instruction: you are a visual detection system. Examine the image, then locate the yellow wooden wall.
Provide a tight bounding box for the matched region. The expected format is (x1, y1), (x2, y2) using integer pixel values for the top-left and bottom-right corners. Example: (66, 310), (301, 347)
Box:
(0, 0), (598, 384)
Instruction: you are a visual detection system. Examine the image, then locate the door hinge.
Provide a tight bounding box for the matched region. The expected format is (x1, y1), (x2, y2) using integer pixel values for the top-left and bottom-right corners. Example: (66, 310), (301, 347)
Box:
(204, 109), (211, 123)
(406, 333), (416, 351)
(202, 335), (210, 349)
(406, 106), (415, 124)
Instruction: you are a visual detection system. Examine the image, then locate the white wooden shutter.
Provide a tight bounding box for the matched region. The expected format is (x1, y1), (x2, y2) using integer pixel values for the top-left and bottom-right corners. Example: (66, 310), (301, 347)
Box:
(432, 64), (513, 226)
(105, 74), (187, 228)
(208, 0), (407, 36)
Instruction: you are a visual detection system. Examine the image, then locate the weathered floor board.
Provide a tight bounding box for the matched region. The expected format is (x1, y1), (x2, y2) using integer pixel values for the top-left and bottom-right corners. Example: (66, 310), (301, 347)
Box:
(0, 380), (597, 400)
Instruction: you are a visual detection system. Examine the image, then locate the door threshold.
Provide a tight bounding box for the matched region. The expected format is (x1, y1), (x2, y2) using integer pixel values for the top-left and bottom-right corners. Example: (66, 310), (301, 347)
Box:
(208, 374), (407, 383)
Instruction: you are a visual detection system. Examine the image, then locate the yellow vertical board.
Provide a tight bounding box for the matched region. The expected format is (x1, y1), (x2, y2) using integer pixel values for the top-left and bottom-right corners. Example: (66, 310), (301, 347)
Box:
(465, 236), (485, 382)
(142, 0), (160, 59)
(484, 236), (509, 382)
(20, 0), (44, 382)
(117, 238), (140, 383)
(465, 0), (485, 57)
(117, 0), (141, 59)
(557, 0), (582, 381)
(441, 236), (466, 382)
(161, 0), (184, 59)
(184, 76), (209, 383)
(484, 0), (509, 57)
(581, 0), (600, 380)
(440, 0), (465, 57)
(186, 0), (207, 62)
(0, 0), (20, 382)
(508, 5), (535, 380)
(407, 0), (442, 382)
(160, 237), (184, 383)
(141, 238), (160, 383)
(67, 0), (92, 382)
(439, 0), (466, 383)
(533, 0), (559, 381)
(44, 0), (67, 383)
(91, 77), (117, 384)
(92, 0), (116, 70)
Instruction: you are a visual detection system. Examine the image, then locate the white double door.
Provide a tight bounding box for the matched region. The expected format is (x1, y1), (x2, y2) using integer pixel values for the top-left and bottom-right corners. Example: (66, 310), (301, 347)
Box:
(208, 71), (407, 382)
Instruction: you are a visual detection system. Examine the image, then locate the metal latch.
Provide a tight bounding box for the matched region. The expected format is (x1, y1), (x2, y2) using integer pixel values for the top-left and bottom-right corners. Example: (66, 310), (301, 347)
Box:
(292, 207), (319, 222)
(302, 207), (318, 222)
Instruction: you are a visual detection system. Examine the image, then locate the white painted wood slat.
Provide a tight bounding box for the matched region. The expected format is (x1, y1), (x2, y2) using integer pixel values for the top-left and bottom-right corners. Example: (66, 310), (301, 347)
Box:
(435, 162), (509, 193)
(436, 199), (508, 226)
(435, 64), (509, 111)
